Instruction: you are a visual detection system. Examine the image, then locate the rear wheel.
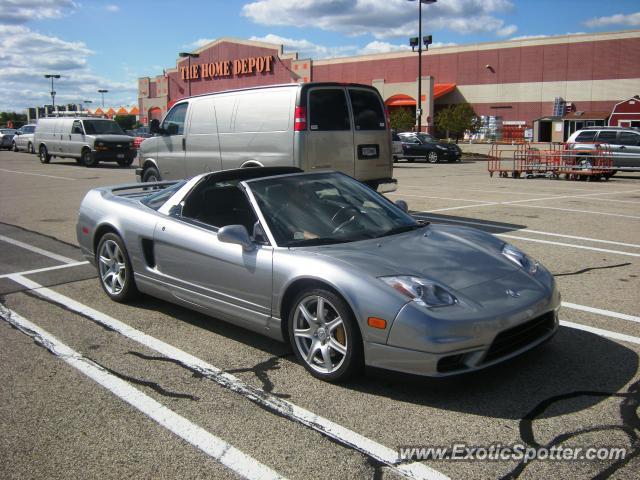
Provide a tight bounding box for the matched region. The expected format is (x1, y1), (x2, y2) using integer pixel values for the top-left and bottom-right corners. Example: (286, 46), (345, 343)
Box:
(288, 288), (363, 382)
(427, 151), (439, 163)
(96, 233), (138, 302)
(39, 145), (50, 164)
(82, 149), (99, 167)
(142, 165), (161, 182)
(117, 157), (134, 167)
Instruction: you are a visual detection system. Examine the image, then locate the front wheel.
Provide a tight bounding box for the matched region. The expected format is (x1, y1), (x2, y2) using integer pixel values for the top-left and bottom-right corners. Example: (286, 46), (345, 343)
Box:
(28, 142), (34, 154)
(39, 145), (50, 163)
(96, 233), (138, 302)
(142, 165), (161, 182)
(82, 150), (99, 167)
(117, 157), (134, 167)
(427, 151), (439, 163)
(288, 288), (363, 382)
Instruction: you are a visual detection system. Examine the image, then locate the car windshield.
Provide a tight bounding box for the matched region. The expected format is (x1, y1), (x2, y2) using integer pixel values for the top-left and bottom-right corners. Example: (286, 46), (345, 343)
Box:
(248, 172), (419, 247)
(141, 181), (186, 210)
(82, 120), (125, 135)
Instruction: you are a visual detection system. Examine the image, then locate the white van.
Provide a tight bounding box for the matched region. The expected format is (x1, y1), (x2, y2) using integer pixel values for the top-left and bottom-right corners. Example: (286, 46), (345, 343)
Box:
(137, 83), (396, 192)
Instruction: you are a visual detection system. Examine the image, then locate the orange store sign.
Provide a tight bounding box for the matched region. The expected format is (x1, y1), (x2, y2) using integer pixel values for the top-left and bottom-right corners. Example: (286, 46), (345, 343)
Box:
(180, 55), (274, 80)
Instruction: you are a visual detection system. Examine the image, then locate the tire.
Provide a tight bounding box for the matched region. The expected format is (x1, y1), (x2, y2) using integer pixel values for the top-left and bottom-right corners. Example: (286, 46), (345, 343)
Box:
(28, 142), (34, 154)
(82, 149), (99, 167)
(96, 233), (138, 303)
(39, 145), (50, 164)
(142, 165), (161, 182)
(117, 157), (134, 167)
(288, 288), (363, 382)
(427, 151), (439, 163)
(12, 141), (17, 152)
(393, 156), (398, 163)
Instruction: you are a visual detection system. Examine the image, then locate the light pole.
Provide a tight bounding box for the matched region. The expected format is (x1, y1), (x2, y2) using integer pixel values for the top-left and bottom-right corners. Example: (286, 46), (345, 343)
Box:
(178, 51), (200, 97)
(98, 89), (108, 108)
(82, 100), (92, 112)
(44, 74), (61, 110)
(408, 0), (436, 132)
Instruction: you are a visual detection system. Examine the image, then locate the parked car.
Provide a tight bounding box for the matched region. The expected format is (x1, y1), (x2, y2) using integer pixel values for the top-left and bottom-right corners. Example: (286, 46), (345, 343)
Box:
(391, 130), (403, 162)
(138, 82), (397, 193)
(77, 167), (559, 382)
(12, 124), (36, 153)
(398, 132), (462, 163)
(34, 117), (136, 167)
(0, 128), (17, 150)
(567, 127), (640, 172)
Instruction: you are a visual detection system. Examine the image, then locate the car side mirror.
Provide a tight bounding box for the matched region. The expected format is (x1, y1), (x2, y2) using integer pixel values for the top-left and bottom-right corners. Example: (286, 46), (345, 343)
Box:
(218, 225), (255, 251)
(395, 200), (408, 213)
(149, 119), (161, 134)
(166, 123), (179, 136)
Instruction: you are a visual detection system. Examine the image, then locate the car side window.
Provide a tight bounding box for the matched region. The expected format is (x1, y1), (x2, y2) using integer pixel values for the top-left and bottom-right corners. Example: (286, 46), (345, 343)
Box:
(618, 132), (640, 146)
(348, 89), (385, 131)
(596, 131), (618, 144)
(181, 180), (259, 234)
(574, 131), (597, 142)
(72, 121), (83, 134)
(162, 103), (188, 135)
(308, 89), (350, 131)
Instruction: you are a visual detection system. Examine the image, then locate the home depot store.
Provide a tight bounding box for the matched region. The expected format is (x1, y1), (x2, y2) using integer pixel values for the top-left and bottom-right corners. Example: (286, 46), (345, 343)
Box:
(138, 30), (640, 135)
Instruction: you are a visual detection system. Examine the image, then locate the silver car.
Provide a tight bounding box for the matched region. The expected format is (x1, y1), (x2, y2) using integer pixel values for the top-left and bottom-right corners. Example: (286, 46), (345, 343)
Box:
(567, 127), (640, 172)
(12, 124), (36, 153)
(77, 168), (560, 382)
(1, 128), (16, 150)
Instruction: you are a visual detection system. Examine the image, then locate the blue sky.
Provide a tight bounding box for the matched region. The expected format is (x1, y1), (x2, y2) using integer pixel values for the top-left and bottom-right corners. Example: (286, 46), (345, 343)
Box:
(1, 0), (639, 111)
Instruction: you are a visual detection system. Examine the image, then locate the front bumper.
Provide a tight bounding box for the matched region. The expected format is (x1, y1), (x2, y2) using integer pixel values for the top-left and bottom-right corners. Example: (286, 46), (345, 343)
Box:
(364, 277), (561, 376)
(93, 149), (136, 162)
(366, 177), (398, 193)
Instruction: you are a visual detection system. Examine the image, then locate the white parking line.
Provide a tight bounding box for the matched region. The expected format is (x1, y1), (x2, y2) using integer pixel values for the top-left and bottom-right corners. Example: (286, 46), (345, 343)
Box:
(510, 203), (640, 220)
(0, 261), (89, 279)
(0, 234), (78, 264)
(497, 234), (640, 258)
(561, 320), (640, 346)
(412, 214), (640, 249)
(0, 306), (286, 480)
(562, 302), (640, 325)
(8, 274), (447, 480)
(0, 168), (77, 180)
(387, 193), (495, 204)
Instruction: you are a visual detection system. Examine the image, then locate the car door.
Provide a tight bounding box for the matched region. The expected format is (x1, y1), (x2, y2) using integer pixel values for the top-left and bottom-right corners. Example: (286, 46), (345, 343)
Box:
(401, 134), (422, 158)
(156, 102), (189, 179)
(305, 87), (354, 176)
(152, 181), (273, 332)
(617, 131), (640, 168)
(67, 120), (84, 158)
(595, 130), (620, 166)
(184, 97), (222, 176)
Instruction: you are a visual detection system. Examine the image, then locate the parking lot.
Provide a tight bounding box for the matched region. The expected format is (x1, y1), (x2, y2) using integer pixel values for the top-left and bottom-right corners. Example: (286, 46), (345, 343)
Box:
(1, 150), (638, 479)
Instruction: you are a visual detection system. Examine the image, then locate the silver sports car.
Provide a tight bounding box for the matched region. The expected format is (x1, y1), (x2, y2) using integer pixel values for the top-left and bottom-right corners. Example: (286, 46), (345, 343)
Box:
(77, 167), (560, 382)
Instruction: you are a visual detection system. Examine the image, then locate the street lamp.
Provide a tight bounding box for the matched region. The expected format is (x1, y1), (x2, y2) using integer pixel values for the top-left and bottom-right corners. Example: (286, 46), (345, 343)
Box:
(408, 0), (436, 132)
(44, 74), (61, 110)
(82, 100), (92, 112)
(98, 89), (108, 108)
(178, 51), (200, 97)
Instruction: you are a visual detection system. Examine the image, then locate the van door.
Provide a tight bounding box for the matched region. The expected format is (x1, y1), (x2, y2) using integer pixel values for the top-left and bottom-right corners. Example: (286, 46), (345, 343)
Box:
(347, 87), (392, 183)
(157, 102), (189, 179)
(184, 97), (222, 176)
(305, 87), (354, 176)
(52, 119), (70, 155)
(68, 120), (84, 158)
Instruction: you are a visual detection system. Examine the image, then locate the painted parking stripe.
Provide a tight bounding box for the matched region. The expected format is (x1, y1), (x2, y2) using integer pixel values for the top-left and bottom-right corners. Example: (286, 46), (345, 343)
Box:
(0, 260), (89, 279)
(0, 306), (286, 480)
(0, 168), (77, 180)
(8, 274), (447, 480)
(562, 302), (640, 325)
(412, 214), (640, 249)
(496, 234), (640, 258)
(510, 203), (640, 220)
(0, 234), (78, 264)
(561, 320), (640, 346)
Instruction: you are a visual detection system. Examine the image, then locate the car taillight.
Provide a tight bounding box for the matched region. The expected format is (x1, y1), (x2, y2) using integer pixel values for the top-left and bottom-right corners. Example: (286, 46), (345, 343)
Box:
(384, 107), (391, 130)
(294, 106), (307, 131)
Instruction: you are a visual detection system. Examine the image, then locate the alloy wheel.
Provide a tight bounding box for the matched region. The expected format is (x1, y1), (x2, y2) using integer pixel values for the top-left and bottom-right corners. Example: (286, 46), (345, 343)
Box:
(293, 295), (348, 374)
(98, 239), (127, 295)
(427, 151), (439, 163)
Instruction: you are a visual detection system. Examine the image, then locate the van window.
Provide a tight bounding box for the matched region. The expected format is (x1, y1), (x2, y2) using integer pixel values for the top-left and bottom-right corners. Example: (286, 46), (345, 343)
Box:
(349, 89), (385, 130)
(308, 89), (350, 131)
(619, 132), (640, 146)
(83, 120), (124, 135)
(574, 131), (596, 142)
(596, 130), (617, 144)
(72, 120), (83, 134)
(162, 103), (188, 135)
(189, 99), (216, 135)
(235, 91), (290, 132)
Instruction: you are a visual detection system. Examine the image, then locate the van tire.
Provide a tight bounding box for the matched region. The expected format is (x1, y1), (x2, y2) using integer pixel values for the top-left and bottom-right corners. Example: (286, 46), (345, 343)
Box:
(82, 149), (98, 168)
(117, 158), (134, 167)
(142, 166), (161, 182)
(39, 145), (50, 164)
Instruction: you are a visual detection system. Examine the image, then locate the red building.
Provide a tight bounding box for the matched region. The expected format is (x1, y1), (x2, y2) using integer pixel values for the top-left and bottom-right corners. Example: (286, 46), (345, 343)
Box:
(608, 95), (640, 128)
(139, 30), (640, 133)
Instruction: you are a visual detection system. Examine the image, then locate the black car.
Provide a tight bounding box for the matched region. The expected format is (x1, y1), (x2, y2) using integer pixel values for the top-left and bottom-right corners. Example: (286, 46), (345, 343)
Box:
(398, 132), (462, 163)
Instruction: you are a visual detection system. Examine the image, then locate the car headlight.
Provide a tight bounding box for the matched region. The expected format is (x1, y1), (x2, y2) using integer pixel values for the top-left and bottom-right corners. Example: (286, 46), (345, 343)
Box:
(96, 141), (105, 147)
(501, 243), (538, 274)
(380, 276), (457, 308)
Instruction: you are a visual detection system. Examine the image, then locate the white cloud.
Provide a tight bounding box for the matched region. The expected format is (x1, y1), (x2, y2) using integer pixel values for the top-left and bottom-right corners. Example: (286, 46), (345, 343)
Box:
(584, 12), (640, 28)
(359, 41), (411, 54)
(510, 32), (586, 41)
(0, 0), (77, 25)
(242, 0), (517, 38)
(104, 4), (120, 12)
(183, 38), (215, 50)
(497, 24), (517, 37)
(250, 34), (358, 58)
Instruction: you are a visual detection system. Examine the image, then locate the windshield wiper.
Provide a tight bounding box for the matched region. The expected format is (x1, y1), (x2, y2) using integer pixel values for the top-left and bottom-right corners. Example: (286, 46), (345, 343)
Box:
(374, 223), (426, 238)
(284, 237), (348, 247)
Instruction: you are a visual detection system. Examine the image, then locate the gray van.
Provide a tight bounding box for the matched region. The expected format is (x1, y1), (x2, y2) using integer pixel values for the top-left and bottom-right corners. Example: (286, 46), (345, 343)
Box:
(34, 117), (136, 167)
(137, 83), (396, 192)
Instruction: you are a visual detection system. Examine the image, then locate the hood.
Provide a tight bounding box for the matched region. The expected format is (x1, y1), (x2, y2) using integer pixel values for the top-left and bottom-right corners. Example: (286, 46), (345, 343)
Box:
(92, 134), (133, 142)
(306, 225), (517, 291)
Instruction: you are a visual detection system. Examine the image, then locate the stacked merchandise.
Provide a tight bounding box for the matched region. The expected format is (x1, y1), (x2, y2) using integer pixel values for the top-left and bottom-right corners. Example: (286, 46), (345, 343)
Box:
(502, 121), (528, 142)
(473, 116), (502, 142)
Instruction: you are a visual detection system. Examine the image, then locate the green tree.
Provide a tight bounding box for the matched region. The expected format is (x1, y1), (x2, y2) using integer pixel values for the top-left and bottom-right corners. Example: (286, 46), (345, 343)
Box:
(435, 103), (481, 143)
(114, 115), (136, 131)
(0, 111), (28, 128)
(389, 107), (415, 132)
